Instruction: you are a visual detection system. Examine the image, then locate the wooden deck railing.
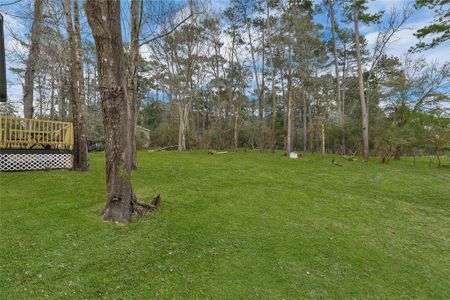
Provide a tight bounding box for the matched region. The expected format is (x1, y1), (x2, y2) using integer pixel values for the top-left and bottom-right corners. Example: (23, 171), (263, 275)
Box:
(0, 116), (73, 150)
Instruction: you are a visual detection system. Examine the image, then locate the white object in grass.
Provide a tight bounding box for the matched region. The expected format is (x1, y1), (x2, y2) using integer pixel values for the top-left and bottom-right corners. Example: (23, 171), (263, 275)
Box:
(289, 152), (298, 159)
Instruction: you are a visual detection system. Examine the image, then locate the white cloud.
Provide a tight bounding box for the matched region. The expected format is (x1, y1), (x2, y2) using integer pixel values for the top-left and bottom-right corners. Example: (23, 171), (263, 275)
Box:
(364, 18), (449, 64)
(2, 13), (25, 32)
(5, 38), (27, 56)
(366, 0), (412, 13)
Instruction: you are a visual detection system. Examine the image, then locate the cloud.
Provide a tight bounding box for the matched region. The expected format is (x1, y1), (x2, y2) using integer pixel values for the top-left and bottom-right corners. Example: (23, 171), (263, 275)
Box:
(366, 0), (412, 13)
(360, 0), (449, 65)
(210, 0), (229, 12)
(5, 38), (27, 56)
(364, 17), (449, 64)
(2, 13), (25, 32)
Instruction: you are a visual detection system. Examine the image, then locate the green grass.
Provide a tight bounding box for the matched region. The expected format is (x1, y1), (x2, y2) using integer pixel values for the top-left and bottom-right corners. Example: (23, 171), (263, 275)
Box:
(1, 151), (449, 299)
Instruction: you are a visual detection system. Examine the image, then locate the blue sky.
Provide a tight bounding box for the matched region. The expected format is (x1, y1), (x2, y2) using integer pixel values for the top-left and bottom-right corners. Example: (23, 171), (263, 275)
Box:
(1, 0), (448, 113)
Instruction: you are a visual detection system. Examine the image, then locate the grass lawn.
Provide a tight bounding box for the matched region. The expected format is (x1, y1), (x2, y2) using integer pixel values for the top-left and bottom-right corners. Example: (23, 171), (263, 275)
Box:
(1, 151), (449, 299)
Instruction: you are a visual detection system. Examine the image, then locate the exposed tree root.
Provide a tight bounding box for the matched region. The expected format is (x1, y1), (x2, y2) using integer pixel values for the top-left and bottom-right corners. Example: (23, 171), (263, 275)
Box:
(131, 194), (161, 219)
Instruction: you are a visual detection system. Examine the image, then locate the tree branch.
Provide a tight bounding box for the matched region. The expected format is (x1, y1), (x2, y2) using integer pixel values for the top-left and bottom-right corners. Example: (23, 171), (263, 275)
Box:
(139, 13), (192, 46)
(0, 0), (23, 7)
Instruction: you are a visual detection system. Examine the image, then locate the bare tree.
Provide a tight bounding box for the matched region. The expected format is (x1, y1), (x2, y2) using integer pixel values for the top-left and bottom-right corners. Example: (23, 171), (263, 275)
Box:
(353, 0), (369, 161)
(63, 0), (88, 171)
(285, 35), (293, 154)
(267, 1), (278, 152)
(327, 0), (342, 120)
(23, 0), (43, 118)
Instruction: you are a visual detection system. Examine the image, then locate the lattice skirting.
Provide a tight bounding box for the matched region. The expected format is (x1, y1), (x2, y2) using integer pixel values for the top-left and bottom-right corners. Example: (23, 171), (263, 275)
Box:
(0, 153), (72, 171)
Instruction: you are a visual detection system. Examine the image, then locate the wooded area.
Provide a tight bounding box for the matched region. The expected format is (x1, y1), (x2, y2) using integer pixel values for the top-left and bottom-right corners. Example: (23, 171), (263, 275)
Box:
(2, 0), (449, 156)
(1, 0), (449, 222)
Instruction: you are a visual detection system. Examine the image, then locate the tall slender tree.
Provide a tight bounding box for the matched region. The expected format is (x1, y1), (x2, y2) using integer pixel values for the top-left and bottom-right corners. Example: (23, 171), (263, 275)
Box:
(23, 0), (43, 119)
(327, 0), (342, 119)
(63, 0), (88, 171)
(352, 0), (369, 161)
(128, 0), (141, 169)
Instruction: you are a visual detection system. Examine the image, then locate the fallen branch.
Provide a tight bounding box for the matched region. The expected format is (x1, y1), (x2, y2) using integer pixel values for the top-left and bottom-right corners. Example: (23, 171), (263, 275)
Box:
(131, 194), (161, 218)
(157, 145), (178, 151)
(208, 150), (228, 155)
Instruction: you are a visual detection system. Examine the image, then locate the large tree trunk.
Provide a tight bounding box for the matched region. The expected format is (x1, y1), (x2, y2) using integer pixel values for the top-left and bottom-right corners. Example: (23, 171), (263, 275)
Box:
(85, 0), (133, 223)
(353, 0), (370, 162)
(128, 0), (140, 170)
(64, 0), (88, 171)
(23, 0), (43, 119)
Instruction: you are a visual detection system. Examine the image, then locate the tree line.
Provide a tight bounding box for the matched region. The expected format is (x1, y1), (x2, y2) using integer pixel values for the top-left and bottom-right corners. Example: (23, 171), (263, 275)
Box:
(3, 0), (449, 162)
(1, 0), (449, 221)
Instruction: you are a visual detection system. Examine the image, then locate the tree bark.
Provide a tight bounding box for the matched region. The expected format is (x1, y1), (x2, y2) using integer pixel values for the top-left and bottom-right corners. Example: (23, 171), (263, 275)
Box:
(267, 2), (277, 153)
(50, 68), (56, 119)
(394, 145), (401, 160)
(128, 0), (140, 170)
(58, 64), (67, 120)
(321, 122), (325, 158)
(37, 74), (44, 117)
(302, 91), (308, 154)
(73, 0), (89, 170)
(228, 28), (237, 150)
(178, 103), (188, 151)
(285, 44), (293, 154)
(85, 0), (133, 223)
(23, 0), (43, 119)
(270, 69), (276, 152)
(353, 0), (370, 162)
(64, 0), (88, 171)
(329, 0), (342, 119)
(234, 99), (240, 150)
(259, 23), (265, 152)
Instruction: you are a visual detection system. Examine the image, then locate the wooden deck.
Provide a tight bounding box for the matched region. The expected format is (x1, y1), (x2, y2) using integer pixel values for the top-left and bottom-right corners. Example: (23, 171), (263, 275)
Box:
(0, 116), (73, 150)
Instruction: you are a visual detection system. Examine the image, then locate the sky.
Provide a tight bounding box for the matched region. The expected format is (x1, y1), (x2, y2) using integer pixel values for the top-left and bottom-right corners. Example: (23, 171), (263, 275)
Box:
(0, 0), (449, 114)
